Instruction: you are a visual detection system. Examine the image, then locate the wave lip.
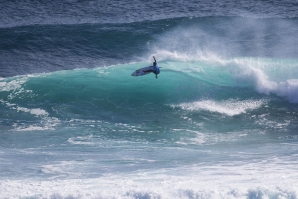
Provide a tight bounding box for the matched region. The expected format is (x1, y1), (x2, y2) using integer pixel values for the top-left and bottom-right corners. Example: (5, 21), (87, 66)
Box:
(171, 99), (265, 116)
(229, 58), (298, 103)
(268, 79), (298, 103)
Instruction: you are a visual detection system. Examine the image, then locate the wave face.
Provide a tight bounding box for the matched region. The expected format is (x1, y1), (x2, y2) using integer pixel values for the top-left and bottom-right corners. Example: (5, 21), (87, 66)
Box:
(1, 1), (298, 198)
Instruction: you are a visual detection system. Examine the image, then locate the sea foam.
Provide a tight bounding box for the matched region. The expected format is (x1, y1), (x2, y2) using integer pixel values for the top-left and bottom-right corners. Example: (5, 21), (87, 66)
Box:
(170, 99), (265, 116)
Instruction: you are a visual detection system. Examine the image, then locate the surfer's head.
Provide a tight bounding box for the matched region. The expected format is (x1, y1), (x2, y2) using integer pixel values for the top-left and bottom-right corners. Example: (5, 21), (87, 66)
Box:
(153, 62), (156, 66)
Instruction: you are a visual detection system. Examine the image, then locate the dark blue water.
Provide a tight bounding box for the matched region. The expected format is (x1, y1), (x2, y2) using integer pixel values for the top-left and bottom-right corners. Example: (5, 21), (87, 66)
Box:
(1, 1), (298, 198)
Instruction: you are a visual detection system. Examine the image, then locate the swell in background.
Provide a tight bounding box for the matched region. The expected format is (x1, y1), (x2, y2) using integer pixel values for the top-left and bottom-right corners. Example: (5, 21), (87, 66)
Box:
(1, 16), (298, 77)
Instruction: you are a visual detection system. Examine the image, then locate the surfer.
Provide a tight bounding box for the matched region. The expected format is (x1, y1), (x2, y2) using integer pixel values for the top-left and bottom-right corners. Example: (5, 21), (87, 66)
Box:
(144, 56), (160, 78)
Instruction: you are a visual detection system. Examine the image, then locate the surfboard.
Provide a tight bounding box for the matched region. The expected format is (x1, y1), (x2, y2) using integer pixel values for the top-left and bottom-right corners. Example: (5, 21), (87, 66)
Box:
(131, 66), (154, 76)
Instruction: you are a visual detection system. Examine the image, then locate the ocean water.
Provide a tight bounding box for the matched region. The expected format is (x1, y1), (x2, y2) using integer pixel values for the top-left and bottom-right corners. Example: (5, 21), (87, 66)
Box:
(1, 1), (298, 198)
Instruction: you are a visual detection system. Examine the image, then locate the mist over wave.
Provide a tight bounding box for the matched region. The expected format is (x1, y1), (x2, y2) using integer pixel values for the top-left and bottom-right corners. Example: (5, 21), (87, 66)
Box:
(145, 17), (298, 103)
(152, 17), (298, 59)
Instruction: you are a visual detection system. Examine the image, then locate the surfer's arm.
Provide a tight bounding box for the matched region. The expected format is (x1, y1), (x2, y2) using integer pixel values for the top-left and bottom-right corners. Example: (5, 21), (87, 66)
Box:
(153, 56), (156, 63)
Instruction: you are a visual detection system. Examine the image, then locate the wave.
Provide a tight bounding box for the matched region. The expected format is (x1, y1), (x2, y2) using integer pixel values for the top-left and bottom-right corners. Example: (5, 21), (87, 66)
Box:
(1, 57), (298, 122)
(0, 58), (296, 132)
(1, 58), (297, 136)
(0, 59), (280, 100)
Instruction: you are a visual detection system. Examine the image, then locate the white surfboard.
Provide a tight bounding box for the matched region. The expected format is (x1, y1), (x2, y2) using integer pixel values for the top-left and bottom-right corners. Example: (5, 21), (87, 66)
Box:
(131, 66), (154, 76)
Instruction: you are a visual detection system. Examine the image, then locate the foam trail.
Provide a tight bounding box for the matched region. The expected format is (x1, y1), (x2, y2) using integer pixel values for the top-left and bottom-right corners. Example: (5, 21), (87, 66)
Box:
(171, 99), (265, 116)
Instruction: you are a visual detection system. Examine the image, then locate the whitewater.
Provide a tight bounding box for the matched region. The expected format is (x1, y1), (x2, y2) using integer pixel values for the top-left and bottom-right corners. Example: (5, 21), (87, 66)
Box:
(1, 0), (298, 198)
